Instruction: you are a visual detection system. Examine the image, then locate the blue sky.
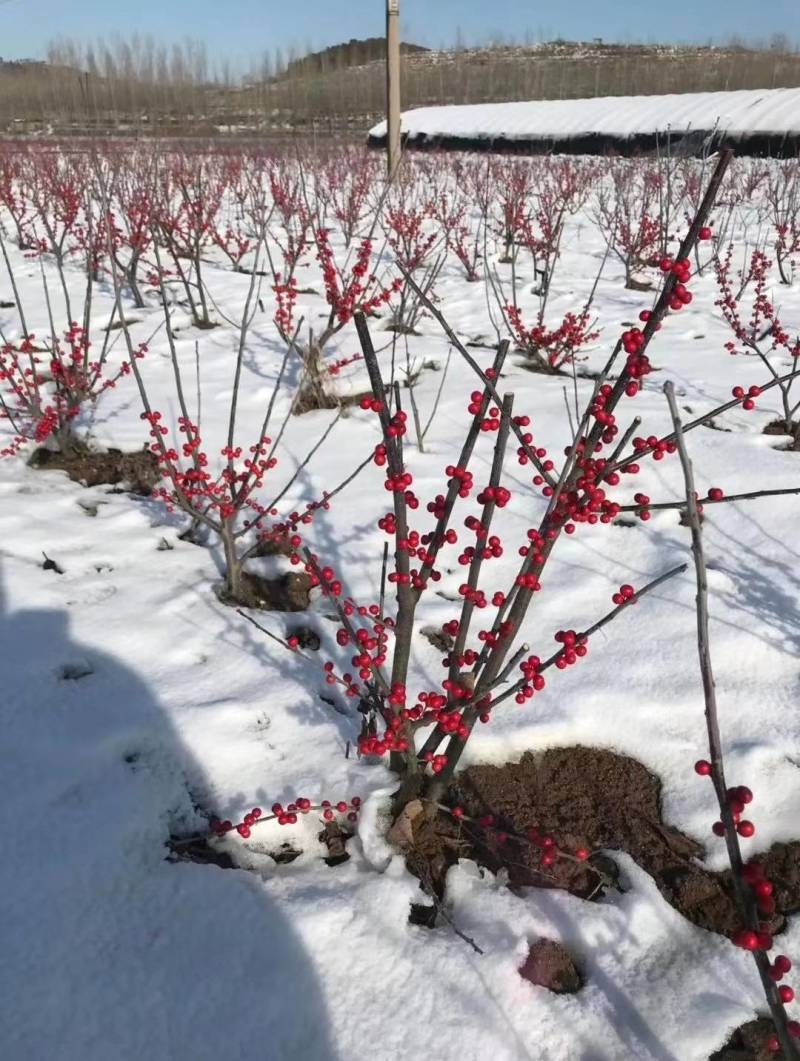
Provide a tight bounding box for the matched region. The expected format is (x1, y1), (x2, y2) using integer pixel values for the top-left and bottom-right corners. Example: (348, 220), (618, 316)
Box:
(1, 0), (799, 67)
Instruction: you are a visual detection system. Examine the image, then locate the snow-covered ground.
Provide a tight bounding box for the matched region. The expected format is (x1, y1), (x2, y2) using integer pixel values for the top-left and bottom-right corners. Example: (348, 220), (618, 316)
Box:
(369, 87), (800, 145)
(1, 152), (799, 1061)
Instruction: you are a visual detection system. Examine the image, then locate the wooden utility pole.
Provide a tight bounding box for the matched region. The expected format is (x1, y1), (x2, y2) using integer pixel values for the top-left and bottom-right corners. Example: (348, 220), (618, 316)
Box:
(386, 0), (401, 178)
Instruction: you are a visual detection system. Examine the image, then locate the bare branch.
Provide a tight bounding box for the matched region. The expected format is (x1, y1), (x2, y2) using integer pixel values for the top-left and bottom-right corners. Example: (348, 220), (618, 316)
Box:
(664, 380), (799, 1060)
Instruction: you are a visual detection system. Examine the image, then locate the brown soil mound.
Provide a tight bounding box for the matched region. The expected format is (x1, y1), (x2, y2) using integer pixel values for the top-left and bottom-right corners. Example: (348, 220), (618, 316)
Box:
(218, 571), (313, 612)
(400, 748), (800, 941)
(30, 446), (159, 493)
(292, 387), (375, 416)
(710, 1018), (780, 1060)
(763, 419), (800, 450)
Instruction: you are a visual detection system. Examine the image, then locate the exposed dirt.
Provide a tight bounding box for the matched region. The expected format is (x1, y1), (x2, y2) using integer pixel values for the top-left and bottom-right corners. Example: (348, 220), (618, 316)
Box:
(397, 748), (800, 943)
(166, 836), (236, 870)
(384, 321), (421, 336)
(30, 446), (160, 494)
(710, 1018), (781, 1061)
(250, 536), (295, 558)
(319, 820), (352, 867)
(518, 938), (583, 994)
(764, 418), (800, 450)
(289, 625), (321, 650)
(466, 338), (499, 351)
(104, 317), (141, 331)
(513, 356), (565, 377)
(680, 508), (704, 527)
(167, 833), (303, 867)
(292, 385), (342, 415)
(420, 625), (455, 654)
(218, 570), (313, 612)
(625, 276), (654, 291)
(702, 418), (733, 433)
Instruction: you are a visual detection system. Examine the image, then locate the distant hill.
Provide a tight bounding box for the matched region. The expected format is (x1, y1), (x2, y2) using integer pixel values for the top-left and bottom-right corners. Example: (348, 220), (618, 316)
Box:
(283, 37), (428, 78)
(262, 38), (800, 132)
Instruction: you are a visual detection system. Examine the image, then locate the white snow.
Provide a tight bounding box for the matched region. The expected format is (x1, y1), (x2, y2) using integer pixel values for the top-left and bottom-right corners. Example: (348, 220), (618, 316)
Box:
(1, 151), (799, 1061)
(369, 87), (800, 142)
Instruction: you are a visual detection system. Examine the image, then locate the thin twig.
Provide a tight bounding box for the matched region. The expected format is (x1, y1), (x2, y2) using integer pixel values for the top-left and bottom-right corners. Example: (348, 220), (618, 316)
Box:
(397, 262), (558, 488)
(606, 365), (800, 477)
(619, 485), (800, 514)
(422, 344), (453, 441)
(447, 393), (514, 694)
(402, 342), (510, 608)
(664, 381), (799, 1060)
(486, 562), (687, 712)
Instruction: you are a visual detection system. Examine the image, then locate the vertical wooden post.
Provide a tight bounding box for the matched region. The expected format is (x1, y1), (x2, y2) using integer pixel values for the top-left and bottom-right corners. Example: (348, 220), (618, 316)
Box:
(386, 0), (401, 178)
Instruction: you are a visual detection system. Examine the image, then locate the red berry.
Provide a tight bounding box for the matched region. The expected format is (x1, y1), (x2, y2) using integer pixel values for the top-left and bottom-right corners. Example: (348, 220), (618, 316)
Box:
(737, 820), (755, 838)
(742, 862), (765, 883)
(779, 986), (795, 1004)
(707, 487), (724, 501)
(699, 226), (712, 241)
(776, 956), (793, 974)
(694, 759), (712, 776)
(575, 847), (590, 861)
(732, 929), (759, 950)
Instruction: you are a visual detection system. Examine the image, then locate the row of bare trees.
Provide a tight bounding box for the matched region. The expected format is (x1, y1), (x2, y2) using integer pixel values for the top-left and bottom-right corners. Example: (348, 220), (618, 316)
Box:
(3, 35), (800, 136)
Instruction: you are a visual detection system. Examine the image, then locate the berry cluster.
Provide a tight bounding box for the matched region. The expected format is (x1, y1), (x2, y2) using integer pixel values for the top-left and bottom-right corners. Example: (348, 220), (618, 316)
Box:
(695, 762), (797, 1049)
(505, 303), (600, 372)
(611, 583), (636, 606)
(443, 803), (592, 870)
(210, 795), (362, 840)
